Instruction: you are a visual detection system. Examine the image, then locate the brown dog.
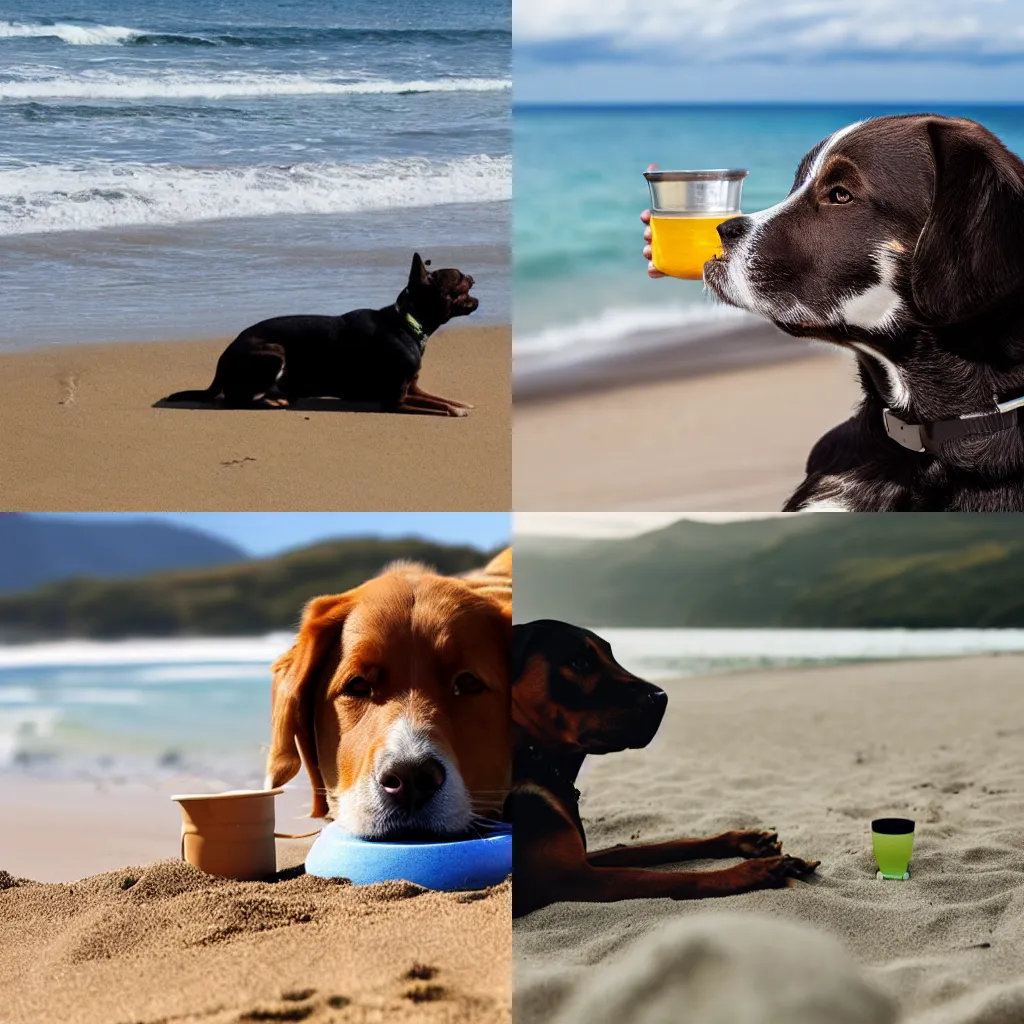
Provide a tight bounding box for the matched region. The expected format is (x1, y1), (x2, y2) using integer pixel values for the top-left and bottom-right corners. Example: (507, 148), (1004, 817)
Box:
(266, 549), (512, 839)
(508, 620), (818, 917)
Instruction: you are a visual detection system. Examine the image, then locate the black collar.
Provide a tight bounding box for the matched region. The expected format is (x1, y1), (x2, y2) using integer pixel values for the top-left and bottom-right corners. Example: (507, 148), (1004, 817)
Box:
(884, 390), (1024, 455)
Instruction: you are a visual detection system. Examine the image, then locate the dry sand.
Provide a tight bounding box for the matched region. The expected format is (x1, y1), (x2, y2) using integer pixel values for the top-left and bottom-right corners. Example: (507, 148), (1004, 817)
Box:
(514, 654), (1024, 1024)
(0, 778), (510, 1023)
(0, 325), (510, 512)
(514, 326), (863, 516)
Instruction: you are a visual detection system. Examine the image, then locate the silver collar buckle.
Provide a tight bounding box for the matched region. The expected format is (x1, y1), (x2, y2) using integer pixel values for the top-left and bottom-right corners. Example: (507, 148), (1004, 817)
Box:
(882, 409), (925, 453)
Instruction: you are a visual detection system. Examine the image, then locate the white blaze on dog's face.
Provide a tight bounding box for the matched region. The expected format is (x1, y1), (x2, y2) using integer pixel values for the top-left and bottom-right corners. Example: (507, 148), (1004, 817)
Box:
(704, 119), (927, 337)
(265, 567), (511, 840)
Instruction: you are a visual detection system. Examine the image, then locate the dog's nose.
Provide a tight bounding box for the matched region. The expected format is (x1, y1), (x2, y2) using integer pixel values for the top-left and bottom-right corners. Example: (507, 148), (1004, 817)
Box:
(717, 216), (751, 244)
(379, 757), (446, 812)
(648, 687), (668, 710)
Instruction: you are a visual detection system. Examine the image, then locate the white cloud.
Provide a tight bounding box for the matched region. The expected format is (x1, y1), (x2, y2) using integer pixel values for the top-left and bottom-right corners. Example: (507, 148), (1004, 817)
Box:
(514, 0), (1024, 62)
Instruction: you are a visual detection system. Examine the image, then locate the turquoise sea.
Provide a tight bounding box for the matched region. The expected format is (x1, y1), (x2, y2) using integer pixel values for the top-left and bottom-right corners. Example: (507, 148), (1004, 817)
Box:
(514, 104), (1024, 365)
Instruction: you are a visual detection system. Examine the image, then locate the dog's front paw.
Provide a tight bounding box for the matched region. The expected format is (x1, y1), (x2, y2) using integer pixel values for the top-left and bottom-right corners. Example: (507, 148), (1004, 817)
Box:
(733, 855), (819, 891)
(726, 829), (782, 859)
(447, 406), (470, 418)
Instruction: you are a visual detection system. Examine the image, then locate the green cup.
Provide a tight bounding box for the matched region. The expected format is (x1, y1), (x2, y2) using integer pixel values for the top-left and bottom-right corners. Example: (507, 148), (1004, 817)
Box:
(872, 817), (914, 880)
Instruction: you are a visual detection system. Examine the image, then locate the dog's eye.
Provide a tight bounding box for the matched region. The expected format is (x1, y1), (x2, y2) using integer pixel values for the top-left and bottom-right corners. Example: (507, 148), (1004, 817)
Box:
(569, 653), (594, 673)
(453, 672), (486, 696)
(342, 676), (372, 697)
(828, 186), (853, 205)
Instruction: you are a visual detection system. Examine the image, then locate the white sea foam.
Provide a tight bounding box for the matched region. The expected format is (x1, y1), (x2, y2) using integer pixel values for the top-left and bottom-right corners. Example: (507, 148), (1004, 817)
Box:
(601, 628), (1024, 682)
(0, 154), (511, 235)
(515, 303), (747, 358)
(56, 688), (146, 705)
(0, 686), (38, 704)
(0, 634), (295, 669)
(0, 20), (142, 45)
(0, 72), (511, 100)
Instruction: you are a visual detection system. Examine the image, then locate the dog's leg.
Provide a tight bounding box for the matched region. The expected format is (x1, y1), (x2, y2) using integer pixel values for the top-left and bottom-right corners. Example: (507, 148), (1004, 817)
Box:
(552, 857), (818, 908)
(510, 786), (818, 917)
(408, 379), (475, 410)
(393, 395), (468, 418)
(516, 847), (817, 917)
(587, 830), (783, 867)
(221, 346), (288, 409)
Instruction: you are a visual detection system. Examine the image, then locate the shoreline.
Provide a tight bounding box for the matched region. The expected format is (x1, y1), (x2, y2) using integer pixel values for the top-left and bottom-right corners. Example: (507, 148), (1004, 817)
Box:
(0, 324), (511, 511)
(0, 209), (511, 350)
(515, 316), (813, 403)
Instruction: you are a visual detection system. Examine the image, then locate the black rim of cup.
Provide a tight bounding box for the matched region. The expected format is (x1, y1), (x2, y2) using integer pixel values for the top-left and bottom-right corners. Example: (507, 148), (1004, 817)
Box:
(872, 817), (915, 835)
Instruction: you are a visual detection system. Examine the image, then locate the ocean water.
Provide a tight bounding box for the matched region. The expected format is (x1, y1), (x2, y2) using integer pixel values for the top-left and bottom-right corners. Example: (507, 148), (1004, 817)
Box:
(514, 104), (1024, 365)
(0, 0), (511, 347)
(0, 635), (292, 784)
(4, 629), (1024, 782)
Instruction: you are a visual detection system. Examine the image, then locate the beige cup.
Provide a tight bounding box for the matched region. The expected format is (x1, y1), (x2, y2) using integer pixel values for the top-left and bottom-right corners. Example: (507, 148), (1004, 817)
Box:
(172, 788), (284, 881)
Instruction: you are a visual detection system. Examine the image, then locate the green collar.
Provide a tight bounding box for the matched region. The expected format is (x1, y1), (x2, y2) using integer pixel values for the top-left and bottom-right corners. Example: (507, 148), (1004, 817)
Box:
(404, 311), (427, 341)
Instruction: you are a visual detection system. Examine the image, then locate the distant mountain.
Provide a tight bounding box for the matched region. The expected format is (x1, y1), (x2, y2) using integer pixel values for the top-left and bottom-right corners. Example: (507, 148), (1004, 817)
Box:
(0, 514), (246, 594)
(515, 514), (1024, 629)
(0, 536), (500, 640)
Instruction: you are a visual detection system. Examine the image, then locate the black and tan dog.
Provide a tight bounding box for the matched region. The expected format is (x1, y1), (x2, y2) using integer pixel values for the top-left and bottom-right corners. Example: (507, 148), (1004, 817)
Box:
(508, 619), (818, 917)
(702, 115), (1024, 510)
(160, 252), (477, 416)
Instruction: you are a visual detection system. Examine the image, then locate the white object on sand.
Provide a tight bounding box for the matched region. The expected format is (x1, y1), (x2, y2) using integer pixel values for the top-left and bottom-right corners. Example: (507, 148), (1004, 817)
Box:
(553, 912), (897, 1024)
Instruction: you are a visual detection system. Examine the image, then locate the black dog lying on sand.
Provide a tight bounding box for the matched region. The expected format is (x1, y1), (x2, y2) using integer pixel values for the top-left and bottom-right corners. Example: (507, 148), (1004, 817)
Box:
(160, 252), (478, 416)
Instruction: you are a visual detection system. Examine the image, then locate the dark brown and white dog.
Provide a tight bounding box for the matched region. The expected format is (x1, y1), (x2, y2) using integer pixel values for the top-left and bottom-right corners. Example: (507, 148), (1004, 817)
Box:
(703, 114), (1024, 511)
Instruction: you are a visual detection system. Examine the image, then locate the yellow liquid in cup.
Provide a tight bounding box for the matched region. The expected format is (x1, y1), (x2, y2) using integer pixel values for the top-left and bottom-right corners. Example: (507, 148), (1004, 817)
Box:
(650, 214), (732, 280)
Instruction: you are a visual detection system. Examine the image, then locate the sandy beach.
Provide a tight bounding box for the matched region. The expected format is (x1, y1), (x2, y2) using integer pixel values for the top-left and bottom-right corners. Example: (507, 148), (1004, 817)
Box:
(514, 654), (1024, 1023)
(514, 323), (862, 516)
(0, 324), (510, 512)
(0, 777), (511, 1024)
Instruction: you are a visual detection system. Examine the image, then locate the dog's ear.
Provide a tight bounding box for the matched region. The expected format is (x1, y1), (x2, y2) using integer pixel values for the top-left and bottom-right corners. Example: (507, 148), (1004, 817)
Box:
(266, 592), (355, 818)
(408, 251), (431, 287)
(911, 117), (1024, 325)
(511, 621), (541, 684)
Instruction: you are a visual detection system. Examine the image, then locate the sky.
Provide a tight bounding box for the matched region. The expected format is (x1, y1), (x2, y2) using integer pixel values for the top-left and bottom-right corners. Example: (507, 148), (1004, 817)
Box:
(514, 0), (1024, 103)
(38, 513), (510, 557)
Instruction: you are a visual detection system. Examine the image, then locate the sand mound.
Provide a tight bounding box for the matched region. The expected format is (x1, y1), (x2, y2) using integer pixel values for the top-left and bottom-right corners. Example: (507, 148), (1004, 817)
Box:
(0, 860), (510, 1023)
(553, 913), (896, 1024)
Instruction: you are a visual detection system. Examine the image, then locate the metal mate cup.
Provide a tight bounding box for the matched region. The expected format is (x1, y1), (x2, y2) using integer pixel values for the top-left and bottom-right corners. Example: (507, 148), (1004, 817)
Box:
(643, 169), (748, 279)
(644, 169), (748, 216)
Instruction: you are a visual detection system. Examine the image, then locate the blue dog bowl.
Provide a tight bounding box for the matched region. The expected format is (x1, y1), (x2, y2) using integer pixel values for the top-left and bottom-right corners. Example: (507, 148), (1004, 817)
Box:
(305, 822), (512, 890)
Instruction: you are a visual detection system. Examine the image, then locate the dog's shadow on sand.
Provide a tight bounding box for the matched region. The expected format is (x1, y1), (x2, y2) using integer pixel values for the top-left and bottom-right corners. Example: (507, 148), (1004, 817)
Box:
(152, 397), (400, 413)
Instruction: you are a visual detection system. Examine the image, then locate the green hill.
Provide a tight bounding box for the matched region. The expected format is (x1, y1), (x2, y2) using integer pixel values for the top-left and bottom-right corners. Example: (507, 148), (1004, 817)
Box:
(514, 514), (1024, 628)
(0, 538), (499, 641)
